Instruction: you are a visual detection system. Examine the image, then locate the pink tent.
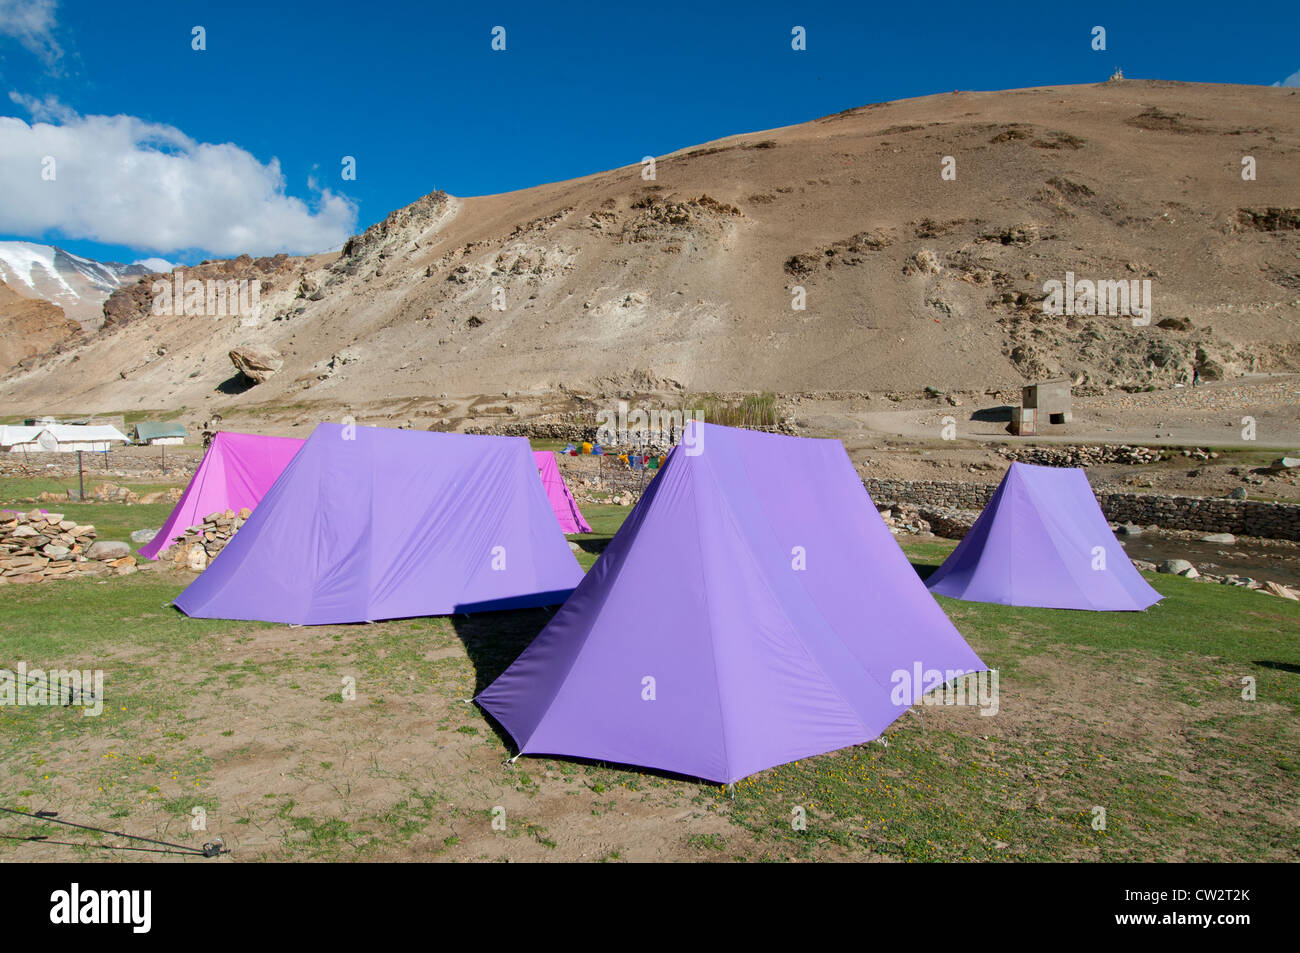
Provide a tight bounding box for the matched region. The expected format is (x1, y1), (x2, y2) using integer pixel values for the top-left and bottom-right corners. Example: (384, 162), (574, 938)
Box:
(534, 451), (591, 533)
(139, 432), (305, 559)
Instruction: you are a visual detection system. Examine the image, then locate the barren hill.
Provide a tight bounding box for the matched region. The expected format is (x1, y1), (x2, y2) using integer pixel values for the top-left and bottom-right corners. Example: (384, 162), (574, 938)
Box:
(2, 81), (1298, 423)
(0, 279), (80, 374)
(0, 242), (156, 328)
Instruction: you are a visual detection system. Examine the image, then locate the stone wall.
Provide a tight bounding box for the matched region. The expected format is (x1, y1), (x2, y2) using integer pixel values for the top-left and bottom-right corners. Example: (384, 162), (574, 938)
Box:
(863, 478), (1300, 541)
(864, 479), (997, 512)
(0, 510), (137, 582)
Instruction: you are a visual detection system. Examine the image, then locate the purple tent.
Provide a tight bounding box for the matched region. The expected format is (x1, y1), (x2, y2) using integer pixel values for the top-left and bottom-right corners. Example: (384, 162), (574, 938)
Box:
(174, 424), (584, 624)
(477, 422), (986, 784)
(140, 432), (305, 560)
(925, 461), (1162, 611)
(533, 451), (591, 533)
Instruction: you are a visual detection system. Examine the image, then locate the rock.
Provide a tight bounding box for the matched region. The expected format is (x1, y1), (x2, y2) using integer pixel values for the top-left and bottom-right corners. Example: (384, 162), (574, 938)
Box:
(904, 248), (943, 275)
(185, 544), (209, 572)
(1116, 523), (1143, 537)
(131, 528), (159, 544)
(1199, 533), (1236, 545)
(1262, 581), (1299, 600)
(40, 544), (71, 559)
(85, 540), (132, 560)
(1157, 559), (1199, 578)
(1130, 559), (1158, 573)
(229, 345), (284, 384)
(1230, 487), (1248, 500)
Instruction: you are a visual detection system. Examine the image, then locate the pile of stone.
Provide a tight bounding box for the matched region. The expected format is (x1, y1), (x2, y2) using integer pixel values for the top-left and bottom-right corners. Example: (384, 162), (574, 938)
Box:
(169, 507), (252, 572)
(0, 510), (136, 583)
(998, 444), (1164, 467)
(917, 506), (980, 540)
(573, 479), (638, 507)
(877, 504), (931, 536)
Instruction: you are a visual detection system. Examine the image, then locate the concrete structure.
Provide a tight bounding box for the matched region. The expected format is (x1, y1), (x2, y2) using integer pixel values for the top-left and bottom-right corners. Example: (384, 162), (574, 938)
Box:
(1022, 379), (1072, 425)
(1009, 406), (1037, 436)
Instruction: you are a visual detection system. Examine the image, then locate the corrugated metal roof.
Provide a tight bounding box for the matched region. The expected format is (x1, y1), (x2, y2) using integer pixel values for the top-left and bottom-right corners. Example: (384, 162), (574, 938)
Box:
(133, 422), (189, 441)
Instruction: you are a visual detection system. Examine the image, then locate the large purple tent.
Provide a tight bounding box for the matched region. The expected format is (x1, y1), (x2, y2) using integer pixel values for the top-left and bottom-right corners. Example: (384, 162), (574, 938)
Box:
(533, 451), (591, 533)
(174, 423), (584, 624)
(477, 422), (986, 784)
(925, 461), (1162, 611)
(140, 432), (305, 560)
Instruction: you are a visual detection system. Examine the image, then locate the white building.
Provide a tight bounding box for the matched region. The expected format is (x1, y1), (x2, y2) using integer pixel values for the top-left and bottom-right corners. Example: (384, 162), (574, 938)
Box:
(0, 424), (131, 453)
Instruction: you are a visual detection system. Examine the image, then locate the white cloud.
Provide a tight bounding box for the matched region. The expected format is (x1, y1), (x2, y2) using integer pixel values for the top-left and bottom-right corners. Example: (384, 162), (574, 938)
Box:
(7, 90), (73, 121)
(1273, 68), (1300, 87)
(0, 97), (358, 257)
(0, 0), (61, 65)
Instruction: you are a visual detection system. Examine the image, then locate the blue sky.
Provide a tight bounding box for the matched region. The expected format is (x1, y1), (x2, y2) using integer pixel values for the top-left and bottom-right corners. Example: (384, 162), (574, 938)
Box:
(1, 0), (1296, 266)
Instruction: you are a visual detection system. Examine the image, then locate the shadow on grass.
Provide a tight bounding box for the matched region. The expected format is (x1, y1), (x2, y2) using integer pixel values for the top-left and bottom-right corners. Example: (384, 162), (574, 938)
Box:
(450, 608), (552, 697)
(1253, 659), (1300, 675)
(570, 538), (609, 556)
(908, 559), (942, 582)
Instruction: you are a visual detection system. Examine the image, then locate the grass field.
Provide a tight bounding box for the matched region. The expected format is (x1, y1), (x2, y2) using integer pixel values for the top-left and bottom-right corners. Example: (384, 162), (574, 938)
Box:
(1, 494), (1297, 862)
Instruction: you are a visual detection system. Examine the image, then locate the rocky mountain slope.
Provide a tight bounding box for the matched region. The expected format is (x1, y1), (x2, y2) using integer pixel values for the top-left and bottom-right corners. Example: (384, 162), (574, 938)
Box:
(0, 278), (80, 373)
(2, 81), (1298, 420)
(0, 242), (157, 328)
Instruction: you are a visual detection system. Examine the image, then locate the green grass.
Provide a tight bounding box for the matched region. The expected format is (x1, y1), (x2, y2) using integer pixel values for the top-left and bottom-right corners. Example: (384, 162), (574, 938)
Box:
(2, 475), (189, 554)
(682, 392), (779, 430)
(712, 538), (1300, 861)
(1, 500), (1296, 862)
(0, 476), (179, 501)
(564, 503), (626, 571)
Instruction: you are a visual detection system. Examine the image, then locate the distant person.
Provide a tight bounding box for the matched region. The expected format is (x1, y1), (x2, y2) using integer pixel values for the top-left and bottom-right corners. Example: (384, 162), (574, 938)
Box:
(1192, 367), (1201, 387)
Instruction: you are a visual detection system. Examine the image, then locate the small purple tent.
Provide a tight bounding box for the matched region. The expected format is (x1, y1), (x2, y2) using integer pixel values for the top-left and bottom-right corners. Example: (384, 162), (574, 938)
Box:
(477, 422), (986, 784)
(140, 432), (305, 560)
(925, 461), (1162, 611)
(533, 451), (591, 533)
(174, 424), (584, 624)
